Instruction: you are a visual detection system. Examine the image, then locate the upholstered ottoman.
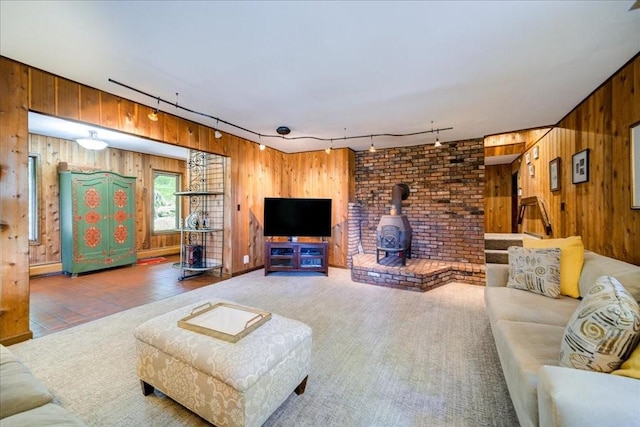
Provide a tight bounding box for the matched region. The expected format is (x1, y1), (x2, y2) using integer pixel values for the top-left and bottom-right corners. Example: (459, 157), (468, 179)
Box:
(134, 301), (312, 427)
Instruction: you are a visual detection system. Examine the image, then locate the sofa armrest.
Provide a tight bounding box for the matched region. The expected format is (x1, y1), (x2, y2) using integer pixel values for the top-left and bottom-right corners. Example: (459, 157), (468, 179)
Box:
(538, 365), (640, 427)
(0, 345), (53, 419)
(485, 264), (509, 287)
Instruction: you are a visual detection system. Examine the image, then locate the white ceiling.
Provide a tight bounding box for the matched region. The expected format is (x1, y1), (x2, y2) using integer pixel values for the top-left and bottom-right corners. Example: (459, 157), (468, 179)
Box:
(2, 1), (639, 154)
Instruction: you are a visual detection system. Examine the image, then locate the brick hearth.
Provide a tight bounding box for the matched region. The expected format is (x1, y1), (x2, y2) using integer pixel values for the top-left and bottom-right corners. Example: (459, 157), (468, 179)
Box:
(351, 253), (485, 292)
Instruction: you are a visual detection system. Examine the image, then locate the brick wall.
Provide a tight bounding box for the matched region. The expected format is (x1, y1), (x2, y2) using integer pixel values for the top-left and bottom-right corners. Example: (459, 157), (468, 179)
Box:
(352, 139), (485, 265)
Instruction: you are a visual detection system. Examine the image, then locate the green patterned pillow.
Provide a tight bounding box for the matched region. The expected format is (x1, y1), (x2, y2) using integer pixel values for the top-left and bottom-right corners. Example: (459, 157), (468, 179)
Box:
(507, 246), (561, 298)
(560, 276), (640, 372)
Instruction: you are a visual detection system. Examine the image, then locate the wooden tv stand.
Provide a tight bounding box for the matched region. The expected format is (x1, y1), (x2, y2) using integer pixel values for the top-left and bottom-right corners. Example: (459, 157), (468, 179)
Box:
(264, 242), (328, 276)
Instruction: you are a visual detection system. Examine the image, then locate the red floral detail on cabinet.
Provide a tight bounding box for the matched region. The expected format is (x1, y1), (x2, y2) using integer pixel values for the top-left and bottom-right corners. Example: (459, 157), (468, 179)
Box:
(114, 210), (128, 223)
(85, 211), (100, 224)
(84, 227), (102, 248)
(113, 189), (128, 208)
(114, 225), (128, 244)
(83, 188), (101, 208)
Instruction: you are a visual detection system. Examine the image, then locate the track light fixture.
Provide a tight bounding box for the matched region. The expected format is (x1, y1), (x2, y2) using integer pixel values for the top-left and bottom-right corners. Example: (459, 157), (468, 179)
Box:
(76, 130), (108, 150)
(148, 98), (160, 122)
(214, 130), (222, 139)
(110, 79), (454, 147)
(369, 136), (376, 153)
(429, 122), (442, 148)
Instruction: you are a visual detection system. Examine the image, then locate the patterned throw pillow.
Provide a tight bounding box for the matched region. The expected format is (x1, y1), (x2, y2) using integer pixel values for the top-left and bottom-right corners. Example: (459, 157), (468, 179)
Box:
(560, 276), (640, 373)
(507, 246), (561, 298)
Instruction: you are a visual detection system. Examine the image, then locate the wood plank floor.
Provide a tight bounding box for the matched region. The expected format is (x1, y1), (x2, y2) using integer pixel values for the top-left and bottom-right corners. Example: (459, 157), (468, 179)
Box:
(29, 255), (224, 338)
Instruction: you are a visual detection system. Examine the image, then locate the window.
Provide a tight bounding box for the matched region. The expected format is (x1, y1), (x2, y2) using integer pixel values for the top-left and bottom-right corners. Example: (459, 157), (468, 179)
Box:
(152, 171), (181, 233)
(28, 154), (40, 244)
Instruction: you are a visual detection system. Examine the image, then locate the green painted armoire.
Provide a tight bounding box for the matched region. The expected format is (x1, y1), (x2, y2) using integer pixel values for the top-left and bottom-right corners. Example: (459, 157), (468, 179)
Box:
(59, 170), (137, 275)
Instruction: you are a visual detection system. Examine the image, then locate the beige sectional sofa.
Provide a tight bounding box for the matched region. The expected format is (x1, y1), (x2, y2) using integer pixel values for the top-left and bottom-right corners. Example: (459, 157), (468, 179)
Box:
(0, 344), (86, 426)
(485, 250), (640, 427)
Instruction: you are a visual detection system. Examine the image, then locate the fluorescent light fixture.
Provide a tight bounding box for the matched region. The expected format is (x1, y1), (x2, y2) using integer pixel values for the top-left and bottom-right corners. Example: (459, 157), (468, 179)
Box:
(76, 130), (108, 150)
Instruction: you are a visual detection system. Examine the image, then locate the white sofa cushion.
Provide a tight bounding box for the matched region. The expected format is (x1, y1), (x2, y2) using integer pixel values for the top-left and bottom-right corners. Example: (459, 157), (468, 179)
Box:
(485, 287), (579, 327)
(578, 251), (640, 301)
(491, 319), (566, 427)
(560, 276), (640, 372)
(0, 403), (86, 427)
(538, 365), (640, 427)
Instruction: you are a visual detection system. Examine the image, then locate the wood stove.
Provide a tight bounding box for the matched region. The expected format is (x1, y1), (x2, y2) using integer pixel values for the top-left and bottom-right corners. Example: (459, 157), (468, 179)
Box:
(375, 183), (412, 265)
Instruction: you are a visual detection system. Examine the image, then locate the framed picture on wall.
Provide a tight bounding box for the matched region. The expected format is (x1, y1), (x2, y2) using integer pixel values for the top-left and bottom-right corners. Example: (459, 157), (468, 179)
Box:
(549, 157), (560, 191)
(632, 121), (640, 209)
(533, 146), (539, 160)
(572, 149), (589, 184)
(525, 152), (531, 164)
(528, 164), (535, 177)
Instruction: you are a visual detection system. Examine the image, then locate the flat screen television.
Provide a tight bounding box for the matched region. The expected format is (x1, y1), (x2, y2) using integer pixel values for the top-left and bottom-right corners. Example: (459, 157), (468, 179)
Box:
(263, 198), (332, 237)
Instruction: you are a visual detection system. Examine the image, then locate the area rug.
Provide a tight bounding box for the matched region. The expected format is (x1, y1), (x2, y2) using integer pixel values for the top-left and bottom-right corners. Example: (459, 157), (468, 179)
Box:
(136, 256), (167, 266)
(9, 268), (518, 426)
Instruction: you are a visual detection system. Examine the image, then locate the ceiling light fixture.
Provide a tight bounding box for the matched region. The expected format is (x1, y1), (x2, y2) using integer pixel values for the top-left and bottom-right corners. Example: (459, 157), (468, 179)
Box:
(259, 143), (266, 151)
(214, 130), (222, 139)
(369, 136), (376, 153)
(276, 126), (291, 136)
(148, 98), (160, 122)
(76, 130), (108, 150)
(109, 79), (453, 146)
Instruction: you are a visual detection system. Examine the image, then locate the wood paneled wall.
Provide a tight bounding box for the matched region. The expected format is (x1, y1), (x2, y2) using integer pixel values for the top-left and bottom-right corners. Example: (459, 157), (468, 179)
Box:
(285, 149), (355, 266)
(224, 134), (289, 270)
(0, 58), (31, 344)
(28, 134), (185, 265)
(484, 127), (551, 148)
(507, 54), (640, 264)
(484, 164), (513, 233)
(0, 56), (355, 344)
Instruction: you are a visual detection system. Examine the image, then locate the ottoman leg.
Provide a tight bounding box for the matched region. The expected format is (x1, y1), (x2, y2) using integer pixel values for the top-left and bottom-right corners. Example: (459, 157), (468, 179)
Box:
(294, 376), (308, 395)
(141, 380), (154, 396)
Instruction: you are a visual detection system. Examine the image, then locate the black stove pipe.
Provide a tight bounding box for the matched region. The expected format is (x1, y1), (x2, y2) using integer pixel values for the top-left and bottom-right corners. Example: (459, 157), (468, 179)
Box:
(391, 183), (410, 215)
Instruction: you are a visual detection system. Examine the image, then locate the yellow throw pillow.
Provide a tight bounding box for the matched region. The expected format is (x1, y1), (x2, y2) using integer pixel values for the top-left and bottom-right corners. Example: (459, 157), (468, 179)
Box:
(523, 236), (584, 298)
(612, 343), (640, 379)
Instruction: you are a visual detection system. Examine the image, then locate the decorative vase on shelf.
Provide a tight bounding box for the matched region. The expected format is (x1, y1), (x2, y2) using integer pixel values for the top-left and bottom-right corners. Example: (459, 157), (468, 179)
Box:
(185, 211), (200, 229)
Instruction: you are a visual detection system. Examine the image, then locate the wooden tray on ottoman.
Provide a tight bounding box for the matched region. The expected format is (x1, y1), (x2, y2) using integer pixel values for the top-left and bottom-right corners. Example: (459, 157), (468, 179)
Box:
(178, 302), (271, 343)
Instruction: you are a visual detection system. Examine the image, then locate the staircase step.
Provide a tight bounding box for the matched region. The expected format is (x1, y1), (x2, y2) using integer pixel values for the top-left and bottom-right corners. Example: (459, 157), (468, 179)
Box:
(485, 249), (509, 264)
(484, 233), (525, 250)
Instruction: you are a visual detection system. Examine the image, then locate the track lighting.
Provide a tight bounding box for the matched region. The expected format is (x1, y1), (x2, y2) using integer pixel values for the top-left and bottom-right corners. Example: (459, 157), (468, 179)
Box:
(110, 79), (454, 147)
(76, 131), (108, 150)
(259, 143), (266, 151)
(214, 130), (222, 139)
(369, 136), (376, 152)
(148, 98), (160, 122)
